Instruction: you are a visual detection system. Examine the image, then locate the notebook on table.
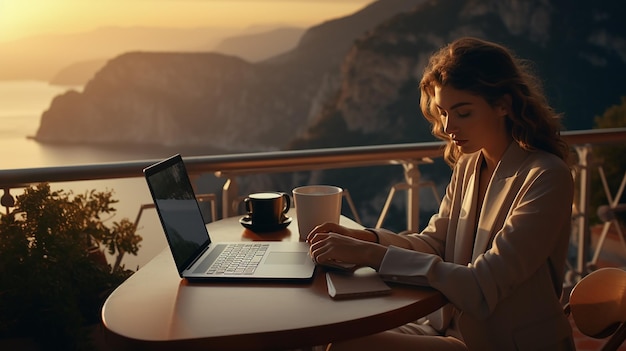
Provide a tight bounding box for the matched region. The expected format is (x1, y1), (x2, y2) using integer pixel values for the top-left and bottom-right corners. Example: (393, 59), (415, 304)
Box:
(326, 268), (391, 300)
(143, 154), (316, 282)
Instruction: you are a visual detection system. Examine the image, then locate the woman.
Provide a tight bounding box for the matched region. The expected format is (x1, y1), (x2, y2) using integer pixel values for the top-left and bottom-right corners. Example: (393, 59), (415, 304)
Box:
(308, 37), (575, 350)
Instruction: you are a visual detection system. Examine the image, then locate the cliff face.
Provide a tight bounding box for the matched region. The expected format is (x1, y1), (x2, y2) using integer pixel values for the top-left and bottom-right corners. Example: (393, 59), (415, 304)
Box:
(35, 0), (427, 151)
(291, 0), (626, 150)
(280, 0), (626, 229)
(38, 52), (295, 150)
(33, 0), (626, 229)
(213, 27), (305, 63)
(36, 0), (626, 153)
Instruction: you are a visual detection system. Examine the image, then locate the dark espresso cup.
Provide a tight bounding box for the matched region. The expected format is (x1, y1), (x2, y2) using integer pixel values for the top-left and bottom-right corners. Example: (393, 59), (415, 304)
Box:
(243, 192), (291, 226)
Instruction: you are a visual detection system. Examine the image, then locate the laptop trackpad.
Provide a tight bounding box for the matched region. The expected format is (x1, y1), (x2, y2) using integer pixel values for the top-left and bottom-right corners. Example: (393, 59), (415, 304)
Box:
(265, 252), (307, 265)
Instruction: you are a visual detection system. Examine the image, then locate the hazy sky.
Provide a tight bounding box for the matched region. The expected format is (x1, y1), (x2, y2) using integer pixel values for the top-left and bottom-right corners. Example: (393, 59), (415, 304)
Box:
(0, 0), (375, 42)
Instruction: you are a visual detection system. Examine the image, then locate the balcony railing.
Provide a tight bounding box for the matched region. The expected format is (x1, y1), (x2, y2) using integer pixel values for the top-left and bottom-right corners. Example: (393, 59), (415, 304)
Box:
(1, 128), (625, 279)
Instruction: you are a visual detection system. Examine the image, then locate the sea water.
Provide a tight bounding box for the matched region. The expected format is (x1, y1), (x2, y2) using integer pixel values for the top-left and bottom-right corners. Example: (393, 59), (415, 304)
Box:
(0, 80), (183, 269)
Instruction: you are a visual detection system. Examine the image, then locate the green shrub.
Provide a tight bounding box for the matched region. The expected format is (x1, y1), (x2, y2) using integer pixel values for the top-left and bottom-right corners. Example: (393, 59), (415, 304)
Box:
(0, 183), (142, 350)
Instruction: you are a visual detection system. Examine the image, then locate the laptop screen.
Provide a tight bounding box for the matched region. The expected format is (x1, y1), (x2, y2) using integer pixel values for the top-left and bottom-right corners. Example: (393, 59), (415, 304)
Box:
(144, 155), (210, 272)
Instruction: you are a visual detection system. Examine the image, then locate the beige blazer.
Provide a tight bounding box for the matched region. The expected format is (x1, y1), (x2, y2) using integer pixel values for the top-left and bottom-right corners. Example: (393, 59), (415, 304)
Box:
(375, 142), (575, 350)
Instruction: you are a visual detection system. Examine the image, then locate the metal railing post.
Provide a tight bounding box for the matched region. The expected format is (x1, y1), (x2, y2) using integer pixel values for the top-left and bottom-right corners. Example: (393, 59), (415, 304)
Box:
(574, 145), (593, 280)
(405, 161), (422, 232)
(222, 177), (239, 219)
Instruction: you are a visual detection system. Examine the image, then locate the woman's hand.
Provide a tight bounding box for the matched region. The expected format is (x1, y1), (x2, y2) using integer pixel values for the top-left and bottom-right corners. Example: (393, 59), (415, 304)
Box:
(306, 222), (377, 243)
(308, 231), (387, 271)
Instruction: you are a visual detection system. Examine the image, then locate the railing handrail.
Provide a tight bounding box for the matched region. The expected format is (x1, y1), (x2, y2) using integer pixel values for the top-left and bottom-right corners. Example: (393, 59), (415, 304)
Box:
(1, 128), (625, 188)
(0, 141), (444, 188)
(1, 127), (624, 281)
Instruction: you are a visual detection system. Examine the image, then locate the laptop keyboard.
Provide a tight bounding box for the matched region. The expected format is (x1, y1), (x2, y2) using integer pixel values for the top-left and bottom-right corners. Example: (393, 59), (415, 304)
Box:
(206, 243), (269, 275)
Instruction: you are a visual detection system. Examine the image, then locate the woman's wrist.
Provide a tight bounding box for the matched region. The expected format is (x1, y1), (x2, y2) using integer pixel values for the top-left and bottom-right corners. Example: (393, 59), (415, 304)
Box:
(364, 228), (380, 243)
(367, 242), (387, 271)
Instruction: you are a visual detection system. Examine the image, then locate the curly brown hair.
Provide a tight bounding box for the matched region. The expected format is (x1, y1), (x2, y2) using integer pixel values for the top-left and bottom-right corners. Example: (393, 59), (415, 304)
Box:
(419, 37), (569, 166)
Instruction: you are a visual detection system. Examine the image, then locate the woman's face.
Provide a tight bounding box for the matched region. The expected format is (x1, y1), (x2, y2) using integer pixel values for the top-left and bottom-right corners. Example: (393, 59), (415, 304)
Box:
(434, 85), (509, 156)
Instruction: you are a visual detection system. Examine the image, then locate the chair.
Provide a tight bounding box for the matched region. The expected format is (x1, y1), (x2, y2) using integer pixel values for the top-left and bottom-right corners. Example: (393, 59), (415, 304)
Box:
(564, 267), (626, 351)
(112, 194), (217, 270)
(589, 167), (626, 268)
(196, 193), (218, 223)
(375, 158), (440, 229)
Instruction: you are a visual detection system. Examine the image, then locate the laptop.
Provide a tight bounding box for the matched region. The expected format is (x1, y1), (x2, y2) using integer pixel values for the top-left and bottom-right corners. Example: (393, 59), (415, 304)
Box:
(143, 154), (316, 282)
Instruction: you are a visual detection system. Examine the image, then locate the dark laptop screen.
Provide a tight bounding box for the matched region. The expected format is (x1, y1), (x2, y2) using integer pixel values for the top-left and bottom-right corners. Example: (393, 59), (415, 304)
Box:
(144, 155), (210, 272)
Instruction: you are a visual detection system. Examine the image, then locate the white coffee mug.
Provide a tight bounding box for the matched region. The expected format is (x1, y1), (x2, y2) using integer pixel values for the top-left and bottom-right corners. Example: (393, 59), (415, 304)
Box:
(292, 185), (343, 240)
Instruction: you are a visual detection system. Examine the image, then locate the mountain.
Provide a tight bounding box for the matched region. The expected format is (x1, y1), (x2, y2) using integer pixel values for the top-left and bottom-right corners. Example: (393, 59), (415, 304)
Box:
(291, 0), (626, 151)
(31, 0), (626, 229)
(34, 0), (427, 150)
(212, 27), (306, 62)
(283, 0), (626, 228)
(49, 26), (307, 85)
(34, 0), (626, 150)
(50, 59), (109, 86)
(38, 52), (284, 149)
(0, 26), (242, 81)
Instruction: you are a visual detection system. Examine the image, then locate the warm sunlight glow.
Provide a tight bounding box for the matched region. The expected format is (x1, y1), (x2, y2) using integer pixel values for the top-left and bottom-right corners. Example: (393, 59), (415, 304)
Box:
(0, 0), (373, 42)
